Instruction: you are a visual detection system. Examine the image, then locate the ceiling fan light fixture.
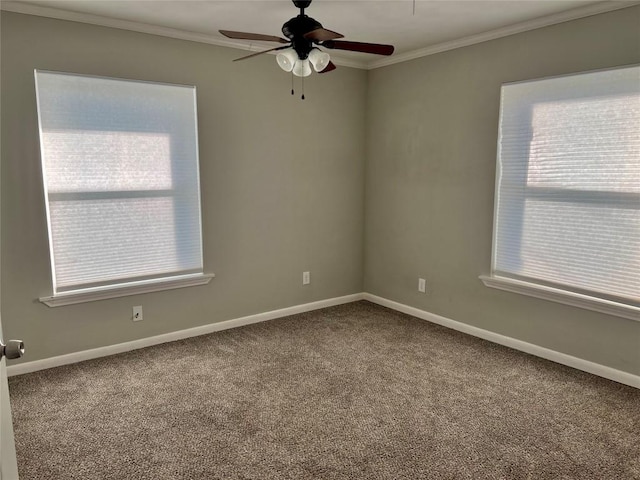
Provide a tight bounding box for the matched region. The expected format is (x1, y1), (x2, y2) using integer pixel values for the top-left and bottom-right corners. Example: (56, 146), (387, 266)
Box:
(221, 0), (395, 82)
(308, 48), (330, 72)
(292, 58), (312, 77)
(276, 48), (298, 72)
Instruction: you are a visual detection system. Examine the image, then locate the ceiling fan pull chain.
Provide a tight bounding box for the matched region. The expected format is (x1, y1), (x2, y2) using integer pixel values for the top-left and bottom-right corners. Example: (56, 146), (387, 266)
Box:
(301, 75), (305, 100)
(291, 72), (295, 95)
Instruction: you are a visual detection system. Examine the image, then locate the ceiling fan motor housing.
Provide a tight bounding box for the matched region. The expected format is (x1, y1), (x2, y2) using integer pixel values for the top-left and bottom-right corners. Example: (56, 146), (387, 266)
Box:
(292, 0), (312, 9)
(282, 15), (321, 59)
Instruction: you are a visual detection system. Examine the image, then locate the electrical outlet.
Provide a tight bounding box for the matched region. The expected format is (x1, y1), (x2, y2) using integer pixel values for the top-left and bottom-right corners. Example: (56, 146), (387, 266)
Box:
(133, 305), (143, 322)
(302, 271), (310, 285)
(418, 278), (426, 293)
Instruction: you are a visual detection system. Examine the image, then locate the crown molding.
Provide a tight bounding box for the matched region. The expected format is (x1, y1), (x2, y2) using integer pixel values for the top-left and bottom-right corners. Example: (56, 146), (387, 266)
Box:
(2, 1), (638, 71)
(0, 1), (367, 69)
(367, 1), (640, 70)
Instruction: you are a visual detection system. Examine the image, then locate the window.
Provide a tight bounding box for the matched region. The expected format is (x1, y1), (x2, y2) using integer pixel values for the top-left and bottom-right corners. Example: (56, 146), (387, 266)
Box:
(482, 65), (639, 321)
(35, 71), (212, 306)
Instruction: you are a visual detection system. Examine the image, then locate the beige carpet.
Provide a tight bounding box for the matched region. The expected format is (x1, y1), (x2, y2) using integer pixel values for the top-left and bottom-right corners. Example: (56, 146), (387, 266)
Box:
(9, 301), (640, 479)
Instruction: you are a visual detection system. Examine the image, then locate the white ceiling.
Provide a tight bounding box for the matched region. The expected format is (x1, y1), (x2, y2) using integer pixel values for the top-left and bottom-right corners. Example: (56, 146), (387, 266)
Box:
(2, 0), (635, 68)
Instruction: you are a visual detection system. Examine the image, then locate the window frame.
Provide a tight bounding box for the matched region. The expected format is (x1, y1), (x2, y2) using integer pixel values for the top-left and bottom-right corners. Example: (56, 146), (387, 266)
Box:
(481, 65), (640, 322)
(35, 70), (213, 306)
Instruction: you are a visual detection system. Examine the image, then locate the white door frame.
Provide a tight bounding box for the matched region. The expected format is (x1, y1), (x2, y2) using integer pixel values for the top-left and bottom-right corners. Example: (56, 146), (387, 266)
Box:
(1, 140), (20, 479)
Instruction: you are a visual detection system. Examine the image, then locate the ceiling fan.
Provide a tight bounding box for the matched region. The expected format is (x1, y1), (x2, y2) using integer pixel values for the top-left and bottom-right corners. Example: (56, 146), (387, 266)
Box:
(219, 0), (395, 77)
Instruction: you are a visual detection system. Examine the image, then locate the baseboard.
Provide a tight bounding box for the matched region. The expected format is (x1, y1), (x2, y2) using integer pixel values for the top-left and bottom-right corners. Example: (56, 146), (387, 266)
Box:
(10, 291), (639, 389)
(364, 293), (640, 389)
(7, 293), (365, 377)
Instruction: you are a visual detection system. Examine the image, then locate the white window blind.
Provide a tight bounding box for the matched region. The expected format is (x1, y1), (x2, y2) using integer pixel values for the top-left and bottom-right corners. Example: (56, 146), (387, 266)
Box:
(492, 65), (639, 310)
(35, 71), (203, 294)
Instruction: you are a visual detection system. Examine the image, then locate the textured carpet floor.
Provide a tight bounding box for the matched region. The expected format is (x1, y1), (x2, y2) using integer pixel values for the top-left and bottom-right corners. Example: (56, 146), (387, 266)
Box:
(9, 301), (640, 479)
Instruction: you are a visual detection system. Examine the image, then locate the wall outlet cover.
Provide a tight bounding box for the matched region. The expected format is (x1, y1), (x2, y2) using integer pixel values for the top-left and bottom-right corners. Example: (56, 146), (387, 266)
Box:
(133, 305), (143, 321)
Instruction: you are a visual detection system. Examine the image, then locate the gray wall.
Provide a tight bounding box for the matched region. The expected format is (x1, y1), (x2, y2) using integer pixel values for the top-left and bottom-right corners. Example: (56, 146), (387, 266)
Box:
(364, 6), (640, 375)
(1, 12), (367, 362)
(2, 7), (639, 376)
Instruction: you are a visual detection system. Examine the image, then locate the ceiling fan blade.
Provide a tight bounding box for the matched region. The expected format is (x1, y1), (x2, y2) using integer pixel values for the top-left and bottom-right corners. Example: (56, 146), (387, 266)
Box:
(318, 61), (337, 74)
(233, 46), (289, 62)
(322, 40), (394, 56)
(220, 30), (289, 44)
(304, 28), (344, 42)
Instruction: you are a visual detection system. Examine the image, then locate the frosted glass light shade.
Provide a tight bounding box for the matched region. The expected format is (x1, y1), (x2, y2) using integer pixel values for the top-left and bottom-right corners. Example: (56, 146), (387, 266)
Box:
(276, 48), (297, 72)
(292, 59), (312, 77)
(308, 49), (330, 72)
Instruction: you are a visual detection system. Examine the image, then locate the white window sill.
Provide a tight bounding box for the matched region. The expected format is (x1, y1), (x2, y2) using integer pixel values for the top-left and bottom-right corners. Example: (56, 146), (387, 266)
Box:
(39, 273), (214, 307)
(479, 275), (639, 322)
